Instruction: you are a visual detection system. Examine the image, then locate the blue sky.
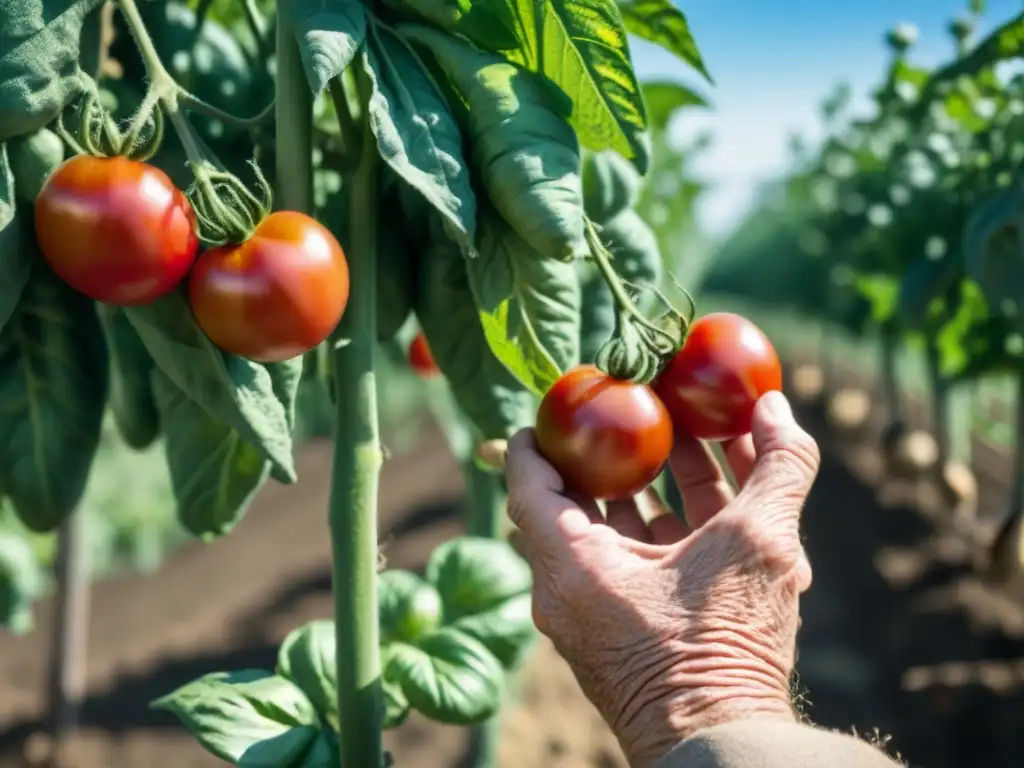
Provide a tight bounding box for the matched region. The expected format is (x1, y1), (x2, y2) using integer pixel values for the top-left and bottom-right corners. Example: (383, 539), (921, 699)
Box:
(629, 0), (1023, 238)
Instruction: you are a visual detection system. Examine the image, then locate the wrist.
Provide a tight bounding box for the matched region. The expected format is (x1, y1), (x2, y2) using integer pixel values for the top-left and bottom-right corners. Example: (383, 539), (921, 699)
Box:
(609, 650), (795, 768)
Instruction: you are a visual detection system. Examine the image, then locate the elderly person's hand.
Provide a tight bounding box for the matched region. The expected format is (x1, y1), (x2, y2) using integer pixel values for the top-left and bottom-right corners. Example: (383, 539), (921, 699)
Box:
(502, 390), (819, 768)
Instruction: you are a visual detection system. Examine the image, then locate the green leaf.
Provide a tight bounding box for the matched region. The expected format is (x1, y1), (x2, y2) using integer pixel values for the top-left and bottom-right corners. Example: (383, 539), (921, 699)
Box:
(379, 569), (443, 645)
(600, 207), (662, 288)
(362, 21), (476, 253)
(403, 23), (586, 261)
(0, 530), (46, 634)
(388, 627), (504, 724)
(617, 0), (711, 82)
(852, 272), (900, 325)
(0, 0), (99, 141)
(97, 305), (160, 450)
(469, 205), (581, 394)
(381, 648), (412, 729)
(452, 593), (535, 669)
(0, 146), (32, 336)
(281, 0), (367, 93)
(963, 185), (1024, 319)
(426, 537), (532, 621)
(153, 670), (331, 767)
(276, 621), (339, 731)
(513, 0), (649, 169)
(266, 358), (304, 484)
(376, 179), (418, 341)
(414, 212), (535, 440)
(641, 80), (709, 133)
(578, 260), (615, 363)
(0, 263), (107, 533)
(151, 369), (271, 539)
(123, 292), (298, 483)
(7, 127), (64, 202)
(583, 150), (642, 224)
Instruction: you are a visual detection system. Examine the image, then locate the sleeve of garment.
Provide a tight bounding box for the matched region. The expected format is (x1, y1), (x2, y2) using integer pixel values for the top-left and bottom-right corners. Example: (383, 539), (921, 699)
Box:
(655, 719), (904, 768)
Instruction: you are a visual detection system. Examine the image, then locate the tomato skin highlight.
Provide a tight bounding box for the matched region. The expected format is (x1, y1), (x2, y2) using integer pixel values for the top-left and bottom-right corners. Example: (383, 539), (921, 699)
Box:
(189, 211), (349, 363)
(408, 332), (439, 376)
(654, 312), (782, 442)
(535, 365), (673, 501)
(34, 156), (199, 306)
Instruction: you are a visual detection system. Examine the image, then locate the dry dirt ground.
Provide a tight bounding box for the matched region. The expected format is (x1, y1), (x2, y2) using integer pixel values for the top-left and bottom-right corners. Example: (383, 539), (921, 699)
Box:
(1, 373), (1024, 767)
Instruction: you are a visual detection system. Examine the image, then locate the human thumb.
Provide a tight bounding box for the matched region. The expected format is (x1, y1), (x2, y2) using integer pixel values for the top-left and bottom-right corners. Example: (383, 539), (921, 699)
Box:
(733, 391), (820, 573)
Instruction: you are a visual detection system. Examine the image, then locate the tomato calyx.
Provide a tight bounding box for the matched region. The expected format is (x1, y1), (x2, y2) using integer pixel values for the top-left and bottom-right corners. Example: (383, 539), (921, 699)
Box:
(187, 158), (274, 247)
(584, 218), (695, 385)
(57, 90), (165, 163)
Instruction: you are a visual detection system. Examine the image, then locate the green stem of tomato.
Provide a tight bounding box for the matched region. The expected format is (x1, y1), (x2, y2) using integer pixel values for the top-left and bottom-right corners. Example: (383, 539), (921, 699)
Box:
(115, 0), (207, 165)
(275, 16), (313, 213)
(879, 322), (902, 423)
(585, 220), (666, 339)
(925, 338), (950, 464)
(328, 66), (385, 768)
(461, 458), (505, 768)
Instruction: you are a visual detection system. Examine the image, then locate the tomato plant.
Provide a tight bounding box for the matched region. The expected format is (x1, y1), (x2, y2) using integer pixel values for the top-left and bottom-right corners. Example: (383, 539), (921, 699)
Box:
(655, 313), (782, 441)
(408, 332), (439, 376)
(189, 211), (350, 363)
(0, 0), (717, 762)
(34, 156), (199, 306)
(536, 365), (673, 501)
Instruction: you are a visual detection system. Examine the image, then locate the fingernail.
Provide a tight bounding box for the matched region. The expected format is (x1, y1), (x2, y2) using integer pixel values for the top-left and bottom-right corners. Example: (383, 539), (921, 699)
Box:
(759, 390), (793, 423)
(476, 439), (508, 471)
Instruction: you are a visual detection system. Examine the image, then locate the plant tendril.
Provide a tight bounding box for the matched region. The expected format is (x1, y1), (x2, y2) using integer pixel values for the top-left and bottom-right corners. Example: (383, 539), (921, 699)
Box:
(186, 160), (273, 246)
(585, 219), (691, 384)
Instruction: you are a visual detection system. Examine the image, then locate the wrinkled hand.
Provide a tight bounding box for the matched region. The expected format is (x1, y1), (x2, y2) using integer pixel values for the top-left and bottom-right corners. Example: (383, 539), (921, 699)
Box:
(502, 391), (819, 767)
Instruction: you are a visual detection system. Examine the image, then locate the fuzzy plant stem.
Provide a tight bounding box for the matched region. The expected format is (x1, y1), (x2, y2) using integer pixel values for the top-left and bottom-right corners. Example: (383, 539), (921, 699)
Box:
(328, 67), (385, 767)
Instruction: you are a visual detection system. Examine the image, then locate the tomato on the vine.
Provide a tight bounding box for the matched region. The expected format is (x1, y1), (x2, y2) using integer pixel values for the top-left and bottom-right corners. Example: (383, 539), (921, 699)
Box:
(535, 365), (673, 501)
(34, 156), (199, 306)
(189, 211), (349, 363)
(408, 332), (439, 376)
(654, 312), (782, 442)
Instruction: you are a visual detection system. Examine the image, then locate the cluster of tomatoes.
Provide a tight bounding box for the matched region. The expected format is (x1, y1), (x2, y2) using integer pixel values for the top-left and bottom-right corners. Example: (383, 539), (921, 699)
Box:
(536, 313), (782, 501)
(34, 156), (350, 364)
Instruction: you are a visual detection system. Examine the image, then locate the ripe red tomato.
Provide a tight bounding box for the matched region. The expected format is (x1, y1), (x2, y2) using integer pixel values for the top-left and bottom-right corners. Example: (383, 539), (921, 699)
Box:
(654, 312), (782, 441)
(408, 332), (439, 376)
(535, 365), (673, 501)
(34, 156), (198, 306)
(189, 211), (349, 363)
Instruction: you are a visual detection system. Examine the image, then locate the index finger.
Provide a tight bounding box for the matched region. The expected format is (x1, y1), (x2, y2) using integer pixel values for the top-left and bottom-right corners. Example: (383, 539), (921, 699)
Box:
(504, 429), (600, 559)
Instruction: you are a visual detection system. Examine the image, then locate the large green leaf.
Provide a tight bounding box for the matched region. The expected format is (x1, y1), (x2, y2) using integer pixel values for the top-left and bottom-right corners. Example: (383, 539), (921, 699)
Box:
(387, 627), (504, 724)
(124, 293), (300, 483)
(403, 24), (585, 261)
(600, 207), (662, 288)
(0, 145), (31, 335)
(276, 621), (339, 732)
(97, 306), (160, 450)
(281, 0), (367, 93)
(514, 0), (649, 169)
(379, 569), (443, 645)
(0, 0), (100, 141)
(583, 149), (642, 224)
(469, 205), (581, 394)
(0, 263), (107, 533)
(617, 0), (711, 82)
(963, 185), (1024, 326)
(153, 670), (334, 767)
(151, 369), (271, 539)
(362, 21), (476, 253)
(414, 208), (535, 439)
(578, 260), (616, 363)
(426, 537), (532, 620)
(452, 592), (536, 669)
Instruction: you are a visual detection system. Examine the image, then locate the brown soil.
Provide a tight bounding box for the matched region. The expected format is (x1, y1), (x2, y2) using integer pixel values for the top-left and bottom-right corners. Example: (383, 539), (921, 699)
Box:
(0, 371), (1023, 768)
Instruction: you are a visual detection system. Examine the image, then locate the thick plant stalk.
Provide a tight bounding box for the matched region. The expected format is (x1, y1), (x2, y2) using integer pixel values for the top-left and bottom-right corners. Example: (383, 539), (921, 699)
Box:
(462, 460), (506, 768)
(328, 75), (385, 766)
(463, 460), (505, 538)
(46, 511), (90, 756)
(275, 20), (313, 212)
